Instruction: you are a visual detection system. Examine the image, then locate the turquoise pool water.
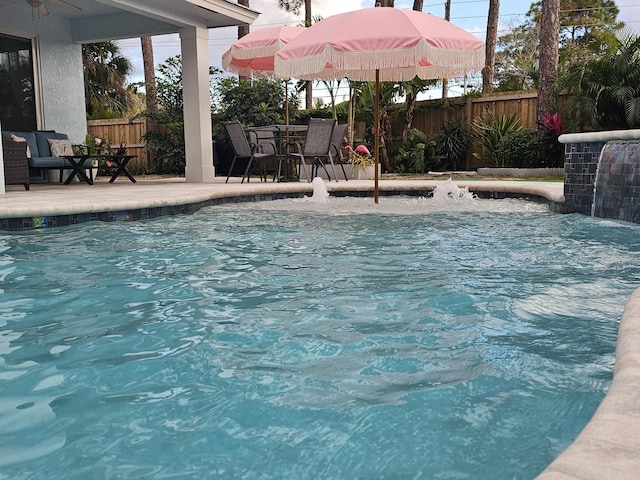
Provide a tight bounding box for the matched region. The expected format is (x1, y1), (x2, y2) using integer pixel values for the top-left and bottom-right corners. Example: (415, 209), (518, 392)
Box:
(1, 196), (639, 479)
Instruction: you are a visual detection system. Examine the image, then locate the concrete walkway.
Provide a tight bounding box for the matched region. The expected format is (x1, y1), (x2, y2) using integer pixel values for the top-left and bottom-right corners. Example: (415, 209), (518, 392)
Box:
(1, 176), (638, 479)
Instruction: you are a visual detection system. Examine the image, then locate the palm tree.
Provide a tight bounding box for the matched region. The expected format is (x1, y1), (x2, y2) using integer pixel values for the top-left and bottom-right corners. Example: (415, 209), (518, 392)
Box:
(483, 0), (500, 92)
(83, 41), (135, 119)
(561, 33), (640, 130)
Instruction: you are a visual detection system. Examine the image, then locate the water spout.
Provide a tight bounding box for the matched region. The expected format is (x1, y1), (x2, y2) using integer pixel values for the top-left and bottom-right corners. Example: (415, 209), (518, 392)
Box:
(432, 178), (475, 203)
(311, 177), (329, 203)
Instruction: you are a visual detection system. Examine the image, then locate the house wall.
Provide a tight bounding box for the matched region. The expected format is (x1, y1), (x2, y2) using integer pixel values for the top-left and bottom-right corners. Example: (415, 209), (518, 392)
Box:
(0, 9), (87, 143)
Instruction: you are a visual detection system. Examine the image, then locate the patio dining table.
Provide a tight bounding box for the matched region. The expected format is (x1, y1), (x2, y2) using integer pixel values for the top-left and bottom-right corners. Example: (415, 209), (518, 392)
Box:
(247, 124), (308, 181)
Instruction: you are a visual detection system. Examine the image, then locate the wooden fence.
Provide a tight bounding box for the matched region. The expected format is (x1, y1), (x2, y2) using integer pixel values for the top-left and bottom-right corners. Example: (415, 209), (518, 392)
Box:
(87, 118), (148, 172)
(390, 90), (540, 168)
(87, 90), (541, 172)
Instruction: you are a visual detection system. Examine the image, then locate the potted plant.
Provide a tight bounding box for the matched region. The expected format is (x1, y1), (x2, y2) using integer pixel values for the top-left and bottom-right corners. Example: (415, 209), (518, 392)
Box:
(346, 146), (375, 179)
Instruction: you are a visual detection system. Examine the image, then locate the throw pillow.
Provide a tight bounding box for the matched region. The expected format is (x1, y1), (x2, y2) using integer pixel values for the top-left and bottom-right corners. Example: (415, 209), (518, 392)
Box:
(10, 134), (31, 157)
(48, 138), (74, 157)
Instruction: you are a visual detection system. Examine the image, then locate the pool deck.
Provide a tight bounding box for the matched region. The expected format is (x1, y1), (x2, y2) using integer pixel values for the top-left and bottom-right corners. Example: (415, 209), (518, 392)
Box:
(1, 176), (639, 479)
(0, 175), (565, 220)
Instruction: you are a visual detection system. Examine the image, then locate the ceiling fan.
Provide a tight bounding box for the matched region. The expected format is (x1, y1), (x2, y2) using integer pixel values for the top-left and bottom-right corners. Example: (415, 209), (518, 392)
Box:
(0, 0), (83, 16)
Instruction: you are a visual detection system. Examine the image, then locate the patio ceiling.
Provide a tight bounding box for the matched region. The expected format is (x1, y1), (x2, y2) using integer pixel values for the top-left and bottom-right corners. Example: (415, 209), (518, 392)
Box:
(0, 0), (259, 42)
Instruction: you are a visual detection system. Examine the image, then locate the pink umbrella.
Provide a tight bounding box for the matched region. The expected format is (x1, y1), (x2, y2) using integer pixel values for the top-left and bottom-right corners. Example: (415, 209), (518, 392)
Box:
(222, 25), (304, 78)
(222, 26), (305, 126)
(275, 7), (484, 202)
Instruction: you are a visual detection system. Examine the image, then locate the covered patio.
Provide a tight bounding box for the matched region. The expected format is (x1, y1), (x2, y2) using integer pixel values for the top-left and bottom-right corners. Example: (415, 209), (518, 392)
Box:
(0, 0), (259, 194)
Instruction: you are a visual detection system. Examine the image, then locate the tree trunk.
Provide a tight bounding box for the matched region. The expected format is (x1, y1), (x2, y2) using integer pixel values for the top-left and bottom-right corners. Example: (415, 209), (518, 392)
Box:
(537, 0), (560, 127)
(380, 109), (392, 173)
(442, 0), (451, 99)
(304, 0), (313, 109)
(141, 36), (159, 174)
(403, 87), (416, 143)
(482, 0), (500, 92)
(412, 0), (423, 10)
(537, 0), (560, 165)
(237, 0), (250, 83)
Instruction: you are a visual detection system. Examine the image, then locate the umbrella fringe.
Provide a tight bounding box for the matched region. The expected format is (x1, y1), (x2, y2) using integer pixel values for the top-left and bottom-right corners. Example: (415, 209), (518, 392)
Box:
(225, 65), (278, 79)
(228, 42), (285, 60)
(276, 44), (483, 81)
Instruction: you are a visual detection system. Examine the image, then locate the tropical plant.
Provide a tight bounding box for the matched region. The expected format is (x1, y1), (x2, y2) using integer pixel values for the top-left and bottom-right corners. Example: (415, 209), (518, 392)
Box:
(355, 81), (399, 173)
(346, 148), (374, 173)
(472, 111), (525, 166)
(398, 76), (436, 143)
(560, 32), (640, 130)
(395, 128), (441, 174)
(82, 41), (136, 119)
(434, 118), (471, 171)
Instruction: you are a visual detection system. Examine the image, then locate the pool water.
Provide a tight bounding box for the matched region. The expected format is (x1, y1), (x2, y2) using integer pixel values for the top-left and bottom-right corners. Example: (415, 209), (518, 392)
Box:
(1, 196), (639, 479)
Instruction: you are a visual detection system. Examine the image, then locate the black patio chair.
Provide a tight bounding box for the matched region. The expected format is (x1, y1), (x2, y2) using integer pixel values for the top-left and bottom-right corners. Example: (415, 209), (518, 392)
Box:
(329, 123), (349, 181)
(222, 120), (277, 183)
(248, 129), (279, 181)
(286, 117), (337, 182)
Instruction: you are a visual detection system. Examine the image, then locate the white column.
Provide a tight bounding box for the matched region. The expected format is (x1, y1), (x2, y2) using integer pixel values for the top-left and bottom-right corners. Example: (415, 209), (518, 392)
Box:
(0, 121), (5, 195)
(180, 26), (215, 182)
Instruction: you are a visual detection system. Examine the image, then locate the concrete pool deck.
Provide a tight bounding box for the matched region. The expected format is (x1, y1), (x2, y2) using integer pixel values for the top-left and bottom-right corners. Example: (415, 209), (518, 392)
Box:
(0, 176), (638, 479)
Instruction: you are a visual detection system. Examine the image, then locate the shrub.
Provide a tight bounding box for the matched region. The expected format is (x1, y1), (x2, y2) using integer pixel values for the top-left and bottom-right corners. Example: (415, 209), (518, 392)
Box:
(435, 118), (471, 171)
(494, 129), (540, 168)
(395, 128), (442, 174)
(472, 111), (525, 166)
(212, 77), (299, 142)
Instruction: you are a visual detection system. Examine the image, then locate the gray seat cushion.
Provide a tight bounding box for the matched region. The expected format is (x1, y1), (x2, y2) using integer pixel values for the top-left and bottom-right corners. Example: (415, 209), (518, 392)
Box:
(28, 156), (65, 168)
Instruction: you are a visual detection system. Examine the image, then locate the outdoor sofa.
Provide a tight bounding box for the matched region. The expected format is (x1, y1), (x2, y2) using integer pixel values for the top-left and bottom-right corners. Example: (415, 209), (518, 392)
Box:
(1, 130), (90, 184)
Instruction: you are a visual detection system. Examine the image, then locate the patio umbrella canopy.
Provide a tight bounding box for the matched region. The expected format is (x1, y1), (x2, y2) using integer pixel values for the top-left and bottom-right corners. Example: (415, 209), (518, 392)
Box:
(274, 6), (484, 201)
(222, 25), (304, 78)
(222, 25), (304, 127)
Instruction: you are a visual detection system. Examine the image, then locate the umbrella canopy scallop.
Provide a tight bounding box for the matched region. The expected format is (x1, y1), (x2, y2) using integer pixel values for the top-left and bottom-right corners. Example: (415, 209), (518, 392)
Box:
(274, 7), (484, 82)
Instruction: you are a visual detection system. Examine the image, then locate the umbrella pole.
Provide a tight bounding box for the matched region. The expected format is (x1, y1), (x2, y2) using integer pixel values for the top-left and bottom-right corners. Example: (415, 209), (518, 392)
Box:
(374, 69), (380, 204)
(285, 80), (290, 147)
(285, 80), (289, 126)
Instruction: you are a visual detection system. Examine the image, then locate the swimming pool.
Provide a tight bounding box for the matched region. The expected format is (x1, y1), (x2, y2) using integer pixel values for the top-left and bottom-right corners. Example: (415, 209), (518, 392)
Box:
(1, 195), (639, 479)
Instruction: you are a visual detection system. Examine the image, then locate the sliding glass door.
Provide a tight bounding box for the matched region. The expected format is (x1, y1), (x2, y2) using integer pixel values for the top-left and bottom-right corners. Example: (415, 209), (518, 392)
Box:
(0, 33), (36, 132)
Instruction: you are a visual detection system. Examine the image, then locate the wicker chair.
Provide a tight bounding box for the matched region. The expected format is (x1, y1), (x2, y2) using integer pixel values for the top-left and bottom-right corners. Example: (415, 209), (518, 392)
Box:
(2, 138), (30, 190)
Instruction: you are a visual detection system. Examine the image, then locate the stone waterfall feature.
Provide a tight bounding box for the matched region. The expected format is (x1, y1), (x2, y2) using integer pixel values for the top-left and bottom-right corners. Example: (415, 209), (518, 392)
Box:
(558, 130), (640, 224)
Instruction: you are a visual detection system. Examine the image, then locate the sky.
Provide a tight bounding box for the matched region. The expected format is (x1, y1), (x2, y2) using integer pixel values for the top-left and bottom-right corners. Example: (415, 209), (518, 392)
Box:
(117, 0), (640, 102)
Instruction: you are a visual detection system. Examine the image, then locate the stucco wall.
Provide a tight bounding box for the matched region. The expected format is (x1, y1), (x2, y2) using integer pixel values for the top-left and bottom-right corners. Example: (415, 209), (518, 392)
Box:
(0, 7), (87, 143)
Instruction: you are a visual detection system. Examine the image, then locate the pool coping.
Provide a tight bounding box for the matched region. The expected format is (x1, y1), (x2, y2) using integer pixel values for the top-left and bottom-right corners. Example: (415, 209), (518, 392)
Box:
(0, 178), (565, 230)
(536, 287), (640, 479)
(2, 177), (639, 478)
